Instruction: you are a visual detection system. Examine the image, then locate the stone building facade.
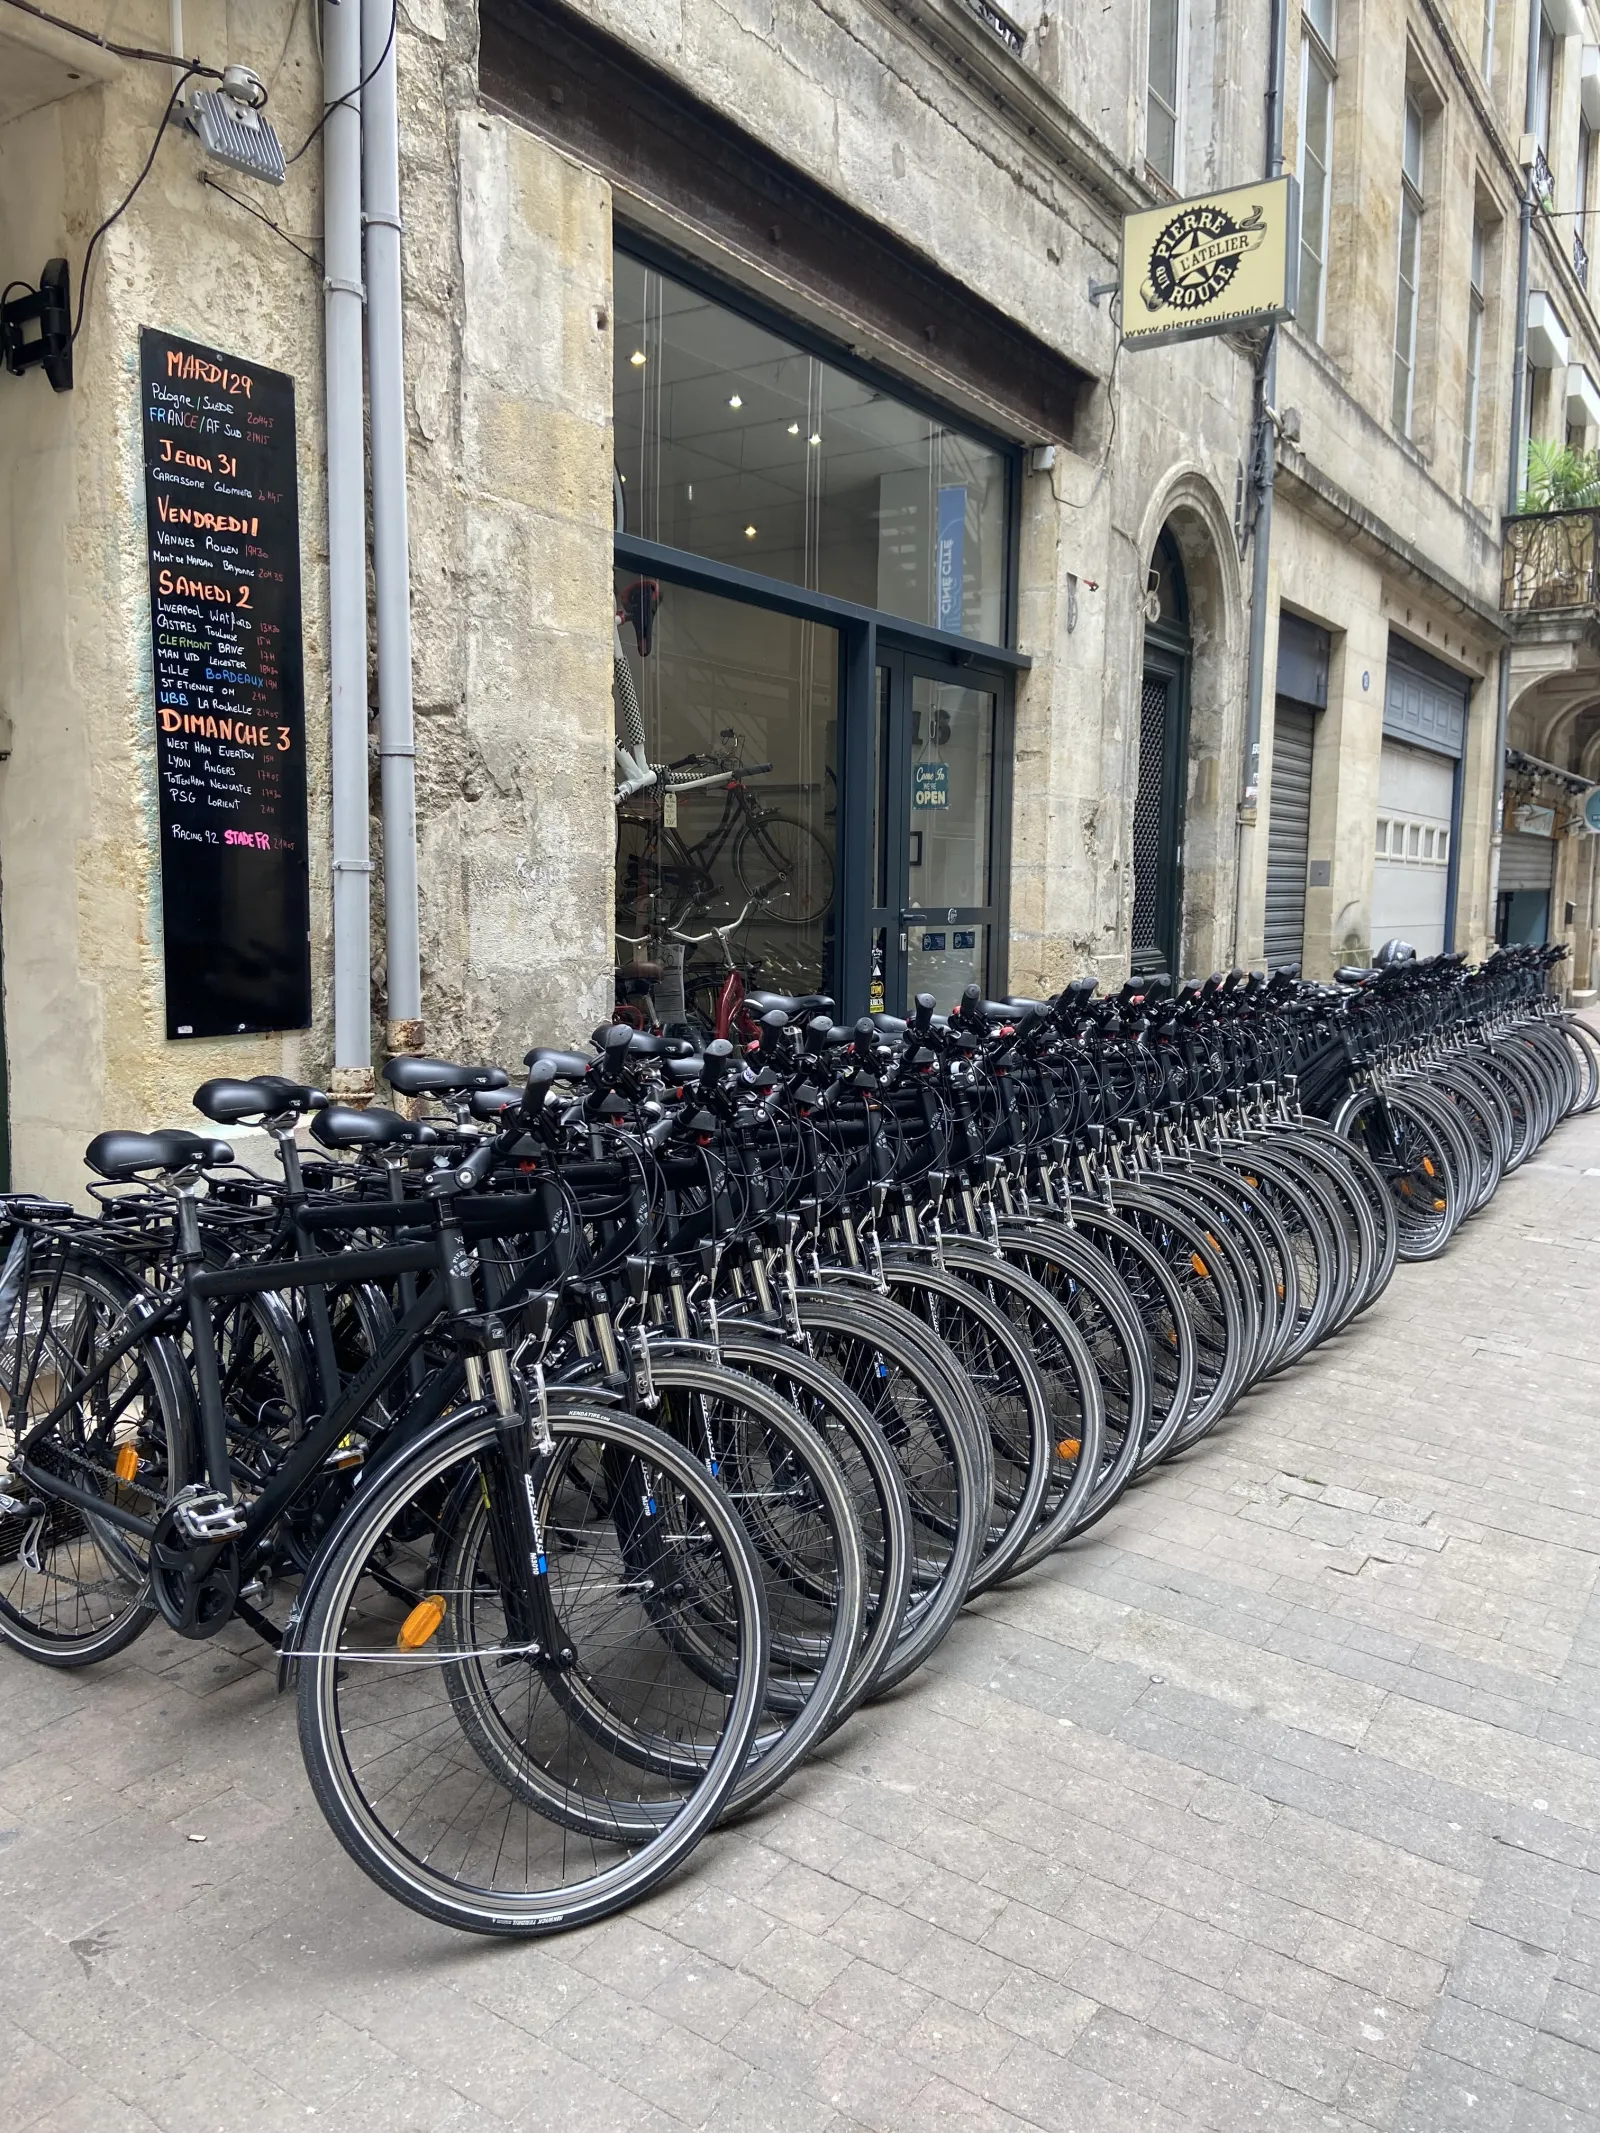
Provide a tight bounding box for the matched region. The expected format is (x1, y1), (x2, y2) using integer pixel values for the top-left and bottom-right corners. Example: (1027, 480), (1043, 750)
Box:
(0, 0), (1589, 1198)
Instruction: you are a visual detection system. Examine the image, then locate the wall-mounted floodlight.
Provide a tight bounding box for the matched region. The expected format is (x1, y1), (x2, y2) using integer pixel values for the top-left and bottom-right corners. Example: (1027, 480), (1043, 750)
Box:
(188, 66), (285, 185)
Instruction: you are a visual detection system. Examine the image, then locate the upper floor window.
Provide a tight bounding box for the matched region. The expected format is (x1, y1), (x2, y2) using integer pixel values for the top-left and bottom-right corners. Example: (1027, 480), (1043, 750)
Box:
(1147, 0), (1183, 186)
(1298, 0), (1336, 341)
(1463, 217), (1486, 493)
(1578, 118), (1594, 285)
(1481, 0), (1496, 83)
(1535, 9), (1556, 158)
(1392, 94), (1425, 435)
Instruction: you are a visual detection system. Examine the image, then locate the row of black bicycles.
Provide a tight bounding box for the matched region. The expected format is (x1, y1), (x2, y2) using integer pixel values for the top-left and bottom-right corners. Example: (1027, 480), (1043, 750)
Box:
(0, 943), (1591, 1935)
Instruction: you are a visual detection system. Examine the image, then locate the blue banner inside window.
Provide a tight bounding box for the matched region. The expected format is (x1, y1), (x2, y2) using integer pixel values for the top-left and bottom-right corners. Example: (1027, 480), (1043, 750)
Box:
(936, 484), (967, 632)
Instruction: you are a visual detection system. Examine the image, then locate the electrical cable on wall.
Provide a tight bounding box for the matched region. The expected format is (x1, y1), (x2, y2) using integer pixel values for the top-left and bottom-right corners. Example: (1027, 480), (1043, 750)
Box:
(0, 0), (222, 76)
(286, 0), (396, 165)
(72, 66), (203, 343)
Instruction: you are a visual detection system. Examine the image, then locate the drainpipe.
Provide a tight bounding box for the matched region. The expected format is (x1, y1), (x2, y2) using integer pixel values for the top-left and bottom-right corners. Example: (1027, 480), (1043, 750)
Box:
(1234, 0), (1288, 968)
(362, 0), (423, 1060)
(1490, 0), (1543, 948)
(323, 0), (372, 1095)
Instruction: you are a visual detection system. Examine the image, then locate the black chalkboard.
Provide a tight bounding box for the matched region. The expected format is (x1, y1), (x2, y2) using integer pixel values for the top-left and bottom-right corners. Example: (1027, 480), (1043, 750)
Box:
(140, 328), (312, 1039)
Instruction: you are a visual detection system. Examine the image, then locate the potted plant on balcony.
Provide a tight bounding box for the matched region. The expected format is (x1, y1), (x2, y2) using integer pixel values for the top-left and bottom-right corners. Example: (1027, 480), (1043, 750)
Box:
(1509, 440), (1600, 609)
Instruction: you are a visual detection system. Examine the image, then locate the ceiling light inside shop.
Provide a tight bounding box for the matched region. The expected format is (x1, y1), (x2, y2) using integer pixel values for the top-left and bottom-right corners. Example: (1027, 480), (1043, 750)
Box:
(787, 421), (800, 435)
(809, 432), (822, 446)
(630, 350), (646, 366)
(744, 524), (757, 538)
(728, 393), (743, 408)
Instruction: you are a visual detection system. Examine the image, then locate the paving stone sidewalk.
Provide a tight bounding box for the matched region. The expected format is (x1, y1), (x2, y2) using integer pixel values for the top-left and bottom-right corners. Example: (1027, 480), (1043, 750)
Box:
(8, 1104), (1600, 2133)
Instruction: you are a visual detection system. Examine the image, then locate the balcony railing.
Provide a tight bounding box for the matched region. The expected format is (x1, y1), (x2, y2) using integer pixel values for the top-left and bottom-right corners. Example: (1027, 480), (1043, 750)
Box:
(1578, 226), (1592, 289)
(1502, 508), (1600, 612)
(965, 0), (1026, 53)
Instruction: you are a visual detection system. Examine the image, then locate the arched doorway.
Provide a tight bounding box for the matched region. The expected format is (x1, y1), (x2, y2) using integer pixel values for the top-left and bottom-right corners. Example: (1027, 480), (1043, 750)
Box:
(1131, 527), (1191, 976)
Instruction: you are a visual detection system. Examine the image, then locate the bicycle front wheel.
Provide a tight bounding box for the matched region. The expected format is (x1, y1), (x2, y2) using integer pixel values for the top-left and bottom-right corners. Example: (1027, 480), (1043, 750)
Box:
(0, 1252), (192, 1667)
(295, 1401), (769, 1936)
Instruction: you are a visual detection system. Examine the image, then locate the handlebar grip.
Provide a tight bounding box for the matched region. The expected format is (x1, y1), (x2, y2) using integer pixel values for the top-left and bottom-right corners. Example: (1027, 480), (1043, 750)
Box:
(759, 1008), (789, 1057)
(699, 1037), (736, 1090)
(913, 992), (936, 1034)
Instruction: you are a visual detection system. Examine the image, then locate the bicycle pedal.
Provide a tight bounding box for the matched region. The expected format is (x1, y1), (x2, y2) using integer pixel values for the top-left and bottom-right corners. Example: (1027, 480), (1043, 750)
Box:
(322, 1442), (365, 1471)
(171, 1490), (248, 1544)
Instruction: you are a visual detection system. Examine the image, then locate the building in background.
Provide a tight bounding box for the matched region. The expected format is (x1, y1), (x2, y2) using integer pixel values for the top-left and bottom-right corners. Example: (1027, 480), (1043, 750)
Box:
(1, 0), (1593, 1200)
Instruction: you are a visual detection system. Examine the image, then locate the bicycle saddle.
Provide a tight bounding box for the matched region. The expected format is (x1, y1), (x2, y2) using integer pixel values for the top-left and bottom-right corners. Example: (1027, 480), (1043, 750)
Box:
(745, 991), (836, 1018)
(619, 1031), (696, 1060)
(85, 1129), (234, 1180)
(309, 1105), (432, 1151)
(523, 1048), (595, 1079)
(383, 1056), (510, 1098)
(193, 1077), (328, 1126)
(1333, 966), (1378, 985)
(469, 1087), (525, 1120)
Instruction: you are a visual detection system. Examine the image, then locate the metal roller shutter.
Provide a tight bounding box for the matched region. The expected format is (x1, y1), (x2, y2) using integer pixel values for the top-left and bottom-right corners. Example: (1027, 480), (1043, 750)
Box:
(1264, 700), (1315, 966)
(1498, 831), (1556, 891)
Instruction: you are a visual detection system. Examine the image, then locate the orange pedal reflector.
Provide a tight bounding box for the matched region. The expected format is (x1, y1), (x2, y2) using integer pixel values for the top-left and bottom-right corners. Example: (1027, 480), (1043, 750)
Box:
(1422, 1157), (1436, 1177)
(1191, 1253), (1210, 1278)
(398, 1595), (447, 1650)
(1433, 1198), (1447, 1211)
(115, 1444), (139, 1483)
(1056, 1438), (1082, 1461)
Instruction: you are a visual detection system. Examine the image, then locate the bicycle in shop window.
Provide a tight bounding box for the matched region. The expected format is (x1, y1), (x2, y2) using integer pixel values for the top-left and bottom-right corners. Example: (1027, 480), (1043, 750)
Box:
(615, 901), (763, 1045)
(612, 580), (835, 938)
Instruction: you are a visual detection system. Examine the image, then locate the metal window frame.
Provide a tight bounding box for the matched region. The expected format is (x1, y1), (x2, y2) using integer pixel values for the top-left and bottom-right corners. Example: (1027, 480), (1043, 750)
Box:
(870, 644), (1016, 1014)
(1298, 30), (1336, 342)
(1145, 0), (1185, 188)
(614, 228), (1024, 648)
(609, 235), (1029, 1022)
(1393, 132), (1425, 436)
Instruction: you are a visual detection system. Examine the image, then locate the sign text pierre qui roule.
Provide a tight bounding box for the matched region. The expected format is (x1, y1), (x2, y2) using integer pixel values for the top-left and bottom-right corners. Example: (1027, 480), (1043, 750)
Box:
(141, 328), (311, 1040)
(1120, 176), (1300, 350)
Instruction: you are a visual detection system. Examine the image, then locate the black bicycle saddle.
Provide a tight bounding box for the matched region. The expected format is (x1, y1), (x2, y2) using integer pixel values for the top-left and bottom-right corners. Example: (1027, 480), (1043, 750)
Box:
(383, 1057), (510, 1097)
(85, 1129), (234, 1180)
(310, 1105), (432, 1151)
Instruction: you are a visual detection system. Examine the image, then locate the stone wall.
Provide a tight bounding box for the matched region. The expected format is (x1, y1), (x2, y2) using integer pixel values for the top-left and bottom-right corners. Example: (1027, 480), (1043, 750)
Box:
(0, 0), (329, 1196)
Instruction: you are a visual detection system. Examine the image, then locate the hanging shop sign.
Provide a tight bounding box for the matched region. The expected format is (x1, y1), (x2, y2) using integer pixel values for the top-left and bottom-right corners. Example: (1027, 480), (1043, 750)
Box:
(914, 762), (951, 810)
(1120, 176), (1300, 348)
(1511, 801), (1557, 838)
(140, 328), (311, 1039)
(935, 485), (967, 632)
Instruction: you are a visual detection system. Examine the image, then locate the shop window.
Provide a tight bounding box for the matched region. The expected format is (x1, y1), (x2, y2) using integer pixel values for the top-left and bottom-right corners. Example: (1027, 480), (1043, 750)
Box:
(614, 571), (838, 1031)
(614, 253), (1008, 643)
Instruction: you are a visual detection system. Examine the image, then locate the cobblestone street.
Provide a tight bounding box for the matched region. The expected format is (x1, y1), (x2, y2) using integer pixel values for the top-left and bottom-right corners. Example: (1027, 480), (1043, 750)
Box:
(5, 1106), (1600, 2133)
